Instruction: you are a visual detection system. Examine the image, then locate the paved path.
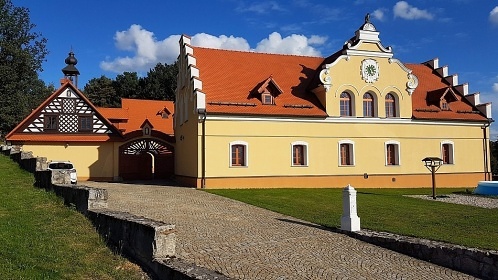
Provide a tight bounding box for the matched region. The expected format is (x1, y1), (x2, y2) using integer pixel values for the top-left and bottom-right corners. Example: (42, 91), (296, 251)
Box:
(84, 181), (476, 280)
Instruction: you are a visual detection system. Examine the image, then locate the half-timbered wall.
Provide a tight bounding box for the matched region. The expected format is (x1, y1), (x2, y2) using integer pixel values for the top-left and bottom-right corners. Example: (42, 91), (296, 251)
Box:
(23, 88), (112, 134)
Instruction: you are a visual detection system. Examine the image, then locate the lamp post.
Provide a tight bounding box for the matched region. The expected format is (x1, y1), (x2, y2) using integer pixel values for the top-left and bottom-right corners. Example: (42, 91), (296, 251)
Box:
(422, 157), (443, 199)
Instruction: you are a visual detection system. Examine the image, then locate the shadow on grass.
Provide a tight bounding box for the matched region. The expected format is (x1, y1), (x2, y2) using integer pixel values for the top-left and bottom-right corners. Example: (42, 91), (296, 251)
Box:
(276, 218), (339, 232)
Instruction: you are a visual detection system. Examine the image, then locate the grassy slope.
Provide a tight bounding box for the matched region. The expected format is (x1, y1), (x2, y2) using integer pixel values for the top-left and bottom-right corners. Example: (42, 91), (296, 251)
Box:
(207, 188), (498, 250)
(0, 156), (147, 279)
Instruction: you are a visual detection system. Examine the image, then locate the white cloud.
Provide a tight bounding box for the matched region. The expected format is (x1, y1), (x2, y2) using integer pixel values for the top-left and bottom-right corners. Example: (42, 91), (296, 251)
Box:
(101, 25), (325, 73)
(393, 1), (434, 20)
(255, 32), (323, 56)
(190, 33), (251, 51)
(372, 9), (387, 21)
(100, 25), (180, 73)
(236, 1), (286, 14)
(493, 83), (498, 92)
(490, 6), (498, 25)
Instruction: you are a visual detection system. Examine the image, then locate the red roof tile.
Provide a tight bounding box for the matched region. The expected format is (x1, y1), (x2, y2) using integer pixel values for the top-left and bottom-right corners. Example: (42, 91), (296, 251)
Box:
(193, 46), (488, 122)
(193, 47), (328, 117)
(121, 99), (174, 135)
(407, 63), (488, 122)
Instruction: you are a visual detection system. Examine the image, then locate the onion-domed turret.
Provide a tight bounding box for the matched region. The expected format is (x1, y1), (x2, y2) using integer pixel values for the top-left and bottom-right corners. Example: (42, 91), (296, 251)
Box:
(61, 50), (80, 87)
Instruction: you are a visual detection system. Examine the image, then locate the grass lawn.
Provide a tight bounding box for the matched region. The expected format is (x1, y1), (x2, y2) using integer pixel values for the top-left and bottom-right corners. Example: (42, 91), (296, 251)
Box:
(206, 187), (498, 251)
(0, 155), (147, 279)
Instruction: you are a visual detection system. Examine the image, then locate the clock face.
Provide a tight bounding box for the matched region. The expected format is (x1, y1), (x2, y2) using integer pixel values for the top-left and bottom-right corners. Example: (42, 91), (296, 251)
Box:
(361, 59), (379, 83)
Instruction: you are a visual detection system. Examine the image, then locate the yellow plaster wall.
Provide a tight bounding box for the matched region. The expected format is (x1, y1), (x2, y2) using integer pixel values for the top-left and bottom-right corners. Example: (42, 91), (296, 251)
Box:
(321, 42), (412, 118)
(202, 118), (487, 181)
(21, 142), (117, 180)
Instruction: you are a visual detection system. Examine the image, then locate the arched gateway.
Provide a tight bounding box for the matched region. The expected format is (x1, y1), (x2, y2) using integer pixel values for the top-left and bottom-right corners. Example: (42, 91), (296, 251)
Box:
(119, 138), (174, 180)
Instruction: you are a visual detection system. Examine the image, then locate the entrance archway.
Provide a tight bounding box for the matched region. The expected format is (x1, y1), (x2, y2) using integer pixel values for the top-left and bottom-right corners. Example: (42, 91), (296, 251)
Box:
(119, 138), (174, 180)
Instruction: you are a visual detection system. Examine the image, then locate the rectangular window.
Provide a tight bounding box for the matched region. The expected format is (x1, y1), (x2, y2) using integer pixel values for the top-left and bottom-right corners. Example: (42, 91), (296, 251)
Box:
(231, 144), (246, 166)
(79, 116), (93, 132)
(340, 100), (350, 116)
(386, 144), (398, 165)
(442, 143), (453, 164)
(293, 145), (306, 166)
(262, 93), (274, 105)
(44, 115), (58, 130)
(340, 144), (351, 165)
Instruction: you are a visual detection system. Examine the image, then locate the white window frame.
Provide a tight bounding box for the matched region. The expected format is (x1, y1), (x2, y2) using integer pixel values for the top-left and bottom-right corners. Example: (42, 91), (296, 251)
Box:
(441, 140), (455, 165)
(229, 141), (248, 167)
(338, 140), (355, 166)
(384, 140), (401, 166)
(291, 141), (309, 167)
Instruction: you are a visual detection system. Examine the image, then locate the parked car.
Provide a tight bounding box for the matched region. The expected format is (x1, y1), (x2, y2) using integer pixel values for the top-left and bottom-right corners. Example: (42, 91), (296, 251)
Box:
(47, 161), (77, 184)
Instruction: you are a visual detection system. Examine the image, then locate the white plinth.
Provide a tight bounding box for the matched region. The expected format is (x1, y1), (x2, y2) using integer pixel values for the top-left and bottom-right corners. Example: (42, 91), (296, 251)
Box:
(341, 184), (361, 231)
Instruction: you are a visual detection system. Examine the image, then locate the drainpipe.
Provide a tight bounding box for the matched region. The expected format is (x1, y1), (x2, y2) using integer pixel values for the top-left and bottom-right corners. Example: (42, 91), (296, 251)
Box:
(198, 109), (207, 188)
(482, 120), (493, 181)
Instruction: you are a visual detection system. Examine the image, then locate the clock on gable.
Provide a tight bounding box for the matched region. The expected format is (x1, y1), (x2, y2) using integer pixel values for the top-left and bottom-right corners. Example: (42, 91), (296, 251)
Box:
(361, 59), (379, 83)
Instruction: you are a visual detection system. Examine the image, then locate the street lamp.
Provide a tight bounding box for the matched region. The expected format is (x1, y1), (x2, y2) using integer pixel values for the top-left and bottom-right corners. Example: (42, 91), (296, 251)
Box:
(422, 157), (444, 199)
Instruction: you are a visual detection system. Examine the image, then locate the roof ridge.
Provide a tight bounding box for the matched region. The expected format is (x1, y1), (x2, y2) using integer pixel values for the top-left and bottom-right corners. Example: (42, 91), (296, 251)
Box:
(193, 45), (323, 59)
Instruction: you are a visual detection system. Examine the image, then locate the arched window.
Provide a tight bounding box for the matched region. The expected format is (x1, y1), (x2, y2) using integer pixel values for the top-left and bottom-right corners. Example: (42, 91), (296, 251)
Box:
(338, 140), (355, 166)
(340, 92), (352, 117)
(291, 141), (309, 166)
(385, 93), (396, 118)
(230, 141), (248, 167)
(363, 93), (374, 117)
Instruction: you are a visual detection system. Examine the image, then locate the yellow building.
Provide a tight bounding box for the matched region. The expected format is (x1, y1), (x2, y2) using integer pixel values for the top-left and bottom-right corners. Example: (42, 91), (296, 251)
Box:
(174, 17), (492, 189)
(6, 52), (175, 181)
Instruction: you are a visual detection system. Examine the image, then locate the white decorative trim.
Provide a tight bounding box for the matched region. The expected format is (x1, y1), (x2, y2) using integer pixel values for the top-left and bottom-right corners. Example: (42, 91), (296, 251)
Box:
(440, 140), (455, 165)
(321, 55), (350, 70)
(229, 141), (249, 167)
(406, 73), (419, 96)
(388, 58), (411, 73)
(338, 140), (355, 166)
(335, 84), (360, 97)
(384, 140), (401, 166)
(344, 49), (393, 58)
(361, 59), (379, 83)
(205, 115), (489, 127)
(290, 141), (309, 167)
(319, 68), (332, 92)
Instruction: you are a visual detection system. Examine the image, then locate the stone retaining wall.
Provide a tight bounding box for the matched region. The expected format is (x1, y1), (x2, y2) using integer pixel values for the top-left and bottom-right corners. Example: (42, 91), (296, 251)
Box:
(342, 229), (498, 280)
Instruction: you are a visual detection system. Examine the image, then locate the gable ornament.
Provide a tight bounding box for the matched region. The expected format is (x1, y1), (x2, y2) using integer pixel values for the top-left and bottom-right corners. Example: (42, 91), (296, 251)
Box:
(361, 59), (379, 83)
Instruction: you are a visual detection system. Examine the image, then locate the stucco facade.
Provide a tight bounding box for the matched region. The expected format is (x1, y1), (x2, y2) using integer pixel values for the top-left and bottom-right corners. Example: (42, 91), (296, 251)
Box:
(174, 17), (492, 189)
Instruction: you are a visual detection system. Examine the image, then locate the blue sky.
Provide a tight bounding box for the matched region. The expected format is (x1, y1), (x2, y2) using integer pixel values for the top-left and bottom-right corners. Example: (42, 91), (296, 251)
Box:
(13, 0), (498, 135)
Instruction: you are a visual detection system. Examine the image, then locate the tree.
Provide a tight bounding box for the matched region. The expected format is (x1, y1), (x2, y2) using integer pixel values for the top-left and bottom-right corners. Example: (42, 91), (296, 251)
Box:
(140, 62), (178, 101)
(83, 76), (119, 107)
(0, 0), (50, 137)
(490, 140), (498, 176)
(113, 72), (140, 99)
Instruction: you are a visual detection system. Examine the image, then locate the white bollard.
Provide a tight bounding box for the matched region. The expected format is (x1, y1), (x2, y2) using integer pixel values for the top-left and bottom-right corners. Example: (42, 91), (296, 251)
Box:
(341, 184), (361, 231)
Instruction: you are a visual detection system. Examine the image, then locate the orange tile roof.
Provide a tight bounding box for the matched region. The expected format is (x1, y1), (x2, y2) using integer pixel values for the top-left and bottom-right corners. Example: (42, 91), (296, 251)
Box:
(98, 99), (175, 135)
(97, 107), (129, 120)
(193, 46), (488, 122)
(407, 63), (488, 122)
(193, 47), (328, 117)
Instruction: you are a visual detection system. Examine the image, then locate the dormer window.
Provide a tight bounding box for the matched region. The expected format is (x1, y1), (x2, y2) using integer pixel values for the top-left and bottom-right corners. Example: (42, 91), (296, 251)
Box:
(428, 87), (459, 111)
(262, 92), (274, 105)
(441, 100), (449, 111)
(254, 76), (283, 105)
(157, 107), (172, 119)
(140, 119), (153, 136)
